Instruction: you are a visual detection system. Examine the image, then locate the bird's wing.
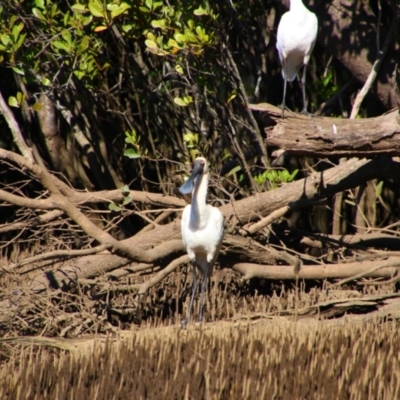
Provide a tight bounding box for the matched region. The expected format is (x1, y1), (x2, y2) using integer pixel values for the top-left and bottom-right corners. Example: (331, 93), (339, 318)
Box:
(276, 12), (290, 62)
(181, 204), (191, 248)
(304, 13), (318, 62)
(213, 208), (224, 237)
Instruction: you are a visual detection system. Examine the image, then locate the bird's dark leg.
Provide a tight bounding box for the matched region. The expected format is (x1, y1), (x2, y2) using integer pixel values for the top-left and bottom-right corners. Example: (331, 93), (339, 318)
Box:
(280, 77), (288, 118)
(198, 262), (211, 322)
(181, 262), (198, 328)
(300, 65), (312, 116)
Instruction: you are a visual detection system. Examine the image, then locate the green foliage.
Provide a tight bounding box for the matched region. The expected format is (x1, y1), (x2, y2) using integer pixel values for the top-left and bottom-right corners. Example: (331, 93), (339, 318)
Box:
(108, 184), (132, 211)
(143, 2), (217, 58)
(311, 70), (337, 110)
(255, 169), (299, 189)
(183, 133), (200, 161)
(124, 129), (143, 159)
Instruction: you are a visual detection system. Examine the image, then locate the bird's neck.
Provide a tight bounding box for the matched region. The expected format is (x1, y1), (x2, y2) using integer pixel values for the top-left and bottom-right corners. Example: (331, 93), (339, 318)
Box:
(191, 172), (209, 220)
(290, 0), (307, 12)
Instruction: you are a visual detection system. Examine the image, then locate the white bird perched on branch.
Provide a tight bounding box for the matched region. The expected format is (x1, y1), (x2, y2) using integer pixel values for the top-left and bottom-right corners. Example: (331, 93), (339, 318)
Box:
(179, 157), (224, 326)
(276, 0), (318, 117)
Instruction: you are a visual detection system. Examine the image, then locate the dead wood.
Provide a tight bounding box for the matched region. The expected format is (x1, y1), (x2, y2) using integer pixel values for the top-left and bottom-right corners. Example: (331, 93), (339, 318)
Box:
(3, 154), (398, 294)
(233, 257), (400, 280)
(299, 232), (400, 251)
(250, 103), (400, 157)
(220, 156), (400, 224)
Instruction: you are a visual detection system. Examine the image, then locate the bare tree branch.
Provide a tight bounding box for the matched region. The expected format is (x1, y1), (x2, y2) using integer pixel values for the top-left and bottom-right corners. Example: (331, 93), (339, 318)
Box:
(0, 89), (34, 163)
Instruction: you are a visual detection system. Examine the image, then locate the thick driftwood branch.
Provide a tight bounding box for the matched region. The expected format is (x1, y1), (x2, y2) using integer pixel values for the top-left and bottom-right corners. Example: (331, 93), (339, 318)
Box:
(233, 257), (400, 280)
(220, 156), (400, 224)
(299, 232), (400, 251)
(250, 103), (400, 157)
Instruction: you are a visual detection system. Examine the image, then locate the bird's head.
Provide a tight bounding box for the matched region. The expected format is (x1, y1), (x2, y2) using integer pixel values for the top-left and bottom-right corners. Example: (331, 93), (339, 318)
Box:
(179, 157), (208, 195)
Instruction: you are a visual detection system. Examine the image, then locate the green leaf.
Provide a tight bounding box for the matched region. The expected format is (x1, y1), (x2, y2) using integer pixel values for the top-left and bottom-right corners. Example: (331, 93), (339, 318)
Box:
(77, 36), (89, 55)
(8, 96), (19, 107)
(110, 3), (131, 19)
(227, 165), (242, 177)
(53, 40), (68, 51)
(174, 33), (186, 43)
(71, 4), (86, 13)
(174, 97), (188, 107)
(289, 169), (299, 181)
(73, 70), (85, 79)
(183, 133), (198, 144)
(376, 181), (384, 198)
(146, 32), (156, 41)
(227, 90), (237, 104)
(88, 1), (104, 18)
(32, 102), (43, 111)
(41, 77), (52, 86)
(122, 195), (132, 206)
(14, 33), (26, 52)
(196, 26), (205, 37)
(145, 0), (153, 10)
(120, 184), (130, 195)
(185, 30), (198, 43)
(124, 148), (141, 158)
(11, 66), (25, 75)
(35, 0), (45, 9)
(193, 6), (208, 16)
(167, 38), (180, 49)
(16, 91), (23, 103)
(144, 39), (158, 50)
(175, 64), (184, 75)
(1, 34), (11, 46)
(61, 29), (72, 45)
(151, 19), (166, 29)
(122, 24), (134, 33)
(32, 8), (46, 21)
(108, 202), (122, 212)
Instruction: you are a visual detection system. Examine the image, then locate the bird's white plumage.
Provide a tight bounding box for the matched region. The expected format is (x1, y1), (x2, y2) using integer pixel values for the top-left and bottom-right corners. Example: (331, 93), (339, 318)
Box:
(179, 157), (224, 324)
(276, 0), (318, 82)
(181, 203), (224, 277)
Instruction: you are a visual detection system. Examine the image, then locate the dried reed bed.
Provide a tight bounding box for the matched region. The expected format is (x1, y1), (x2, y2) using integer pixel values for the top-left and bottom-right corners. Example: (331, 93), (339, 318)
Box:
(1, 319), (399, 400)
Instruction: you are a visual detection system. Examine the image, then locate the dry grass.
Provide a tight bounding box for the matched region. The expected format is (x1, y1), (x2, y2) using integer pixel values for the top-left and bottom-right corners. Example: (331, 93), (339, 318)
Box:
(1, 319), (399, 399)
(1, 246), (399, 399)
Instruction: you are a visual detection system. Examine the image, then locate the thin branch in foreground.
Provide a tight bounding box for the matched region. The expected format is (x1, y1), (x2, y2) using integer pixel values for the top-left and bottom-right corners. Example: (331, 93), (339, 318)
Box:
(1, 243), (113, 274)
(350, 15), (397, 119)
(0, 89), (34, 163)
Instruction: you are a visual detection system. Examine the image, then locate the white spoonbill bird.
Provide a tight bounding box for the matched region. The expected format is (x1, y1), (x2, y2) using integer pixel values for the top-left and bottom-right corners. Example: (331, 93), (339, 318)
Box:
(276, 0), (318, 117)
(179, 157), (224, 326)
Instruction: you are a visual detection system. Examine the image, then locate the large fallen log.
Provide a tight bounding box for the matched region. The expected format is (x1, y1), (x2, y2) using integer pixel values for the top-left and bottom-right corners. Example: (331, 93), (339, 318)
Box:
(249, 103), (400, 157)
(233, 257), (400, 280)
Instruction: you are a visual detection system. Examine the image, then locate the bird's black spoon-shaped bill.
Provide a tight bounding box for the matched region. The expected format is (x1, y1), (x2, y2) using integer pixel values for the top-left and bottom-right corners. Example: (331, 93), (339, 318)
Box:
(179, 161), (204, 195)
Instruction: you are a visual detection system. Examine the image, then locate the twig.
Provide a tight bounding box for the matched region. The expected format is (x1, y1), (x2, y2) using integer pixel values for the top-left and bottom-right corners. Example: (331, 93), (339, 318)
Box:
(327, 258), (400, 289)
(2, 243), (112, 274)
(239, 205), (290, 236)
(224, 45), (269, 168)
(0, 210), (63, 233)
(350, 16), (396, 119)
(0, 90), (34, 163)
(137, 255), (189, 294)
